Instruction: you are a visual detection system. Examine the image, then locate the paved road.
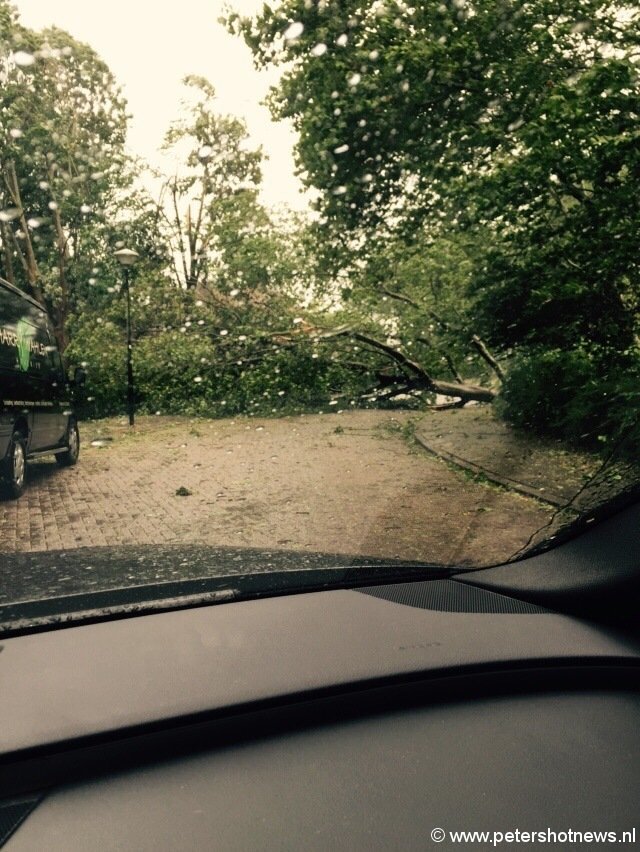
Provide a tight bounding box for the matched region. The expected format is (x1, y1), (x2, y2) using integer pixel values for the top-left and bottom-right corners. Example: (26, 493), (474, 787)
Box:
(0, 411), (553, 604)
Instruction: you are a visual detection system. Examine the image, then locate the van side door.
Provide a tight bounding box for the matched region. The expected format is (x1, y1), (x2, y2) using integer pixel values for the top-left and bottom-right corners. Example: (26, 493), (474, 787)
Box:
(0, 284), (21, 459)
(45, 320), (70, 448)
(23, 305), (58, 450)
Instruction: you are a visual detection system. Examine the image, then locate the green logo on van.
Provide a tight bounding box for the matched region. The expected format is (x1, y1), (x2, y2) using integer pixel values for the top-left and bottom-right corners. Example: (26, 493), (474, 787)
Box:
(16, 319), (33, 372)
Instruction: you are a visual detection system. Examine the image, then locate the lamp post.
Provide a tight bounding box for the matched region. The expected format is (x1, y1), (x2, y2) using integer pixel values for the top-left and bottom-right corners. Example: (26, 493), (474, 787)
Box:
(114, 247), (139, 426)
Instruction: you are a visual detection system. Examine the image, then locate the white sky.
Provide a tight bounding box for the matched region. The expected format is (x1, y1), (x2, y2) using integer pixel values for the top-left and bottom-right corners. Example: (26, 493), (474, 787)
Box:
(14, 0), (308, 210)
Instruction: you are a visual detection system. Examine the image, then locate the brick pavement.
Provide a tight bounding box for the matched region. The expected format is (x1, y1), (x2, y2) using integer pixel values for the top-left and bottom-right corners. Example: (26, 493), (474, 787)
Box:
(0, 411), (552, 566)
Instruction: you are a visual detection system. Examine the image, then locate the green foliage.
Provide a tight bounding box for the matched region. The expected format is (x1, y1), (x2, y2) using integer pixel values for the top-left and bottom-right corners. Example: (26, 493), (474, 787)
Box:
(161, 76), (264, 292)
(65, 260), (374, 419)
(228, 0), (640, 452)
(0, 8), (132, 347)
(499, 346), (640, 454)
(65, 318), (126, 419)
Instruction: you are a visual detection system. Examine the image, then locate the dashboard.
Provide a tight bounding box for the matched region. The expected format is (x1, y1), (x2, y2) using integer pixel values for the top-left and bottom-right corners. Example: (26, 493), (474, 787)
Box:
(1, 505), (639, 849)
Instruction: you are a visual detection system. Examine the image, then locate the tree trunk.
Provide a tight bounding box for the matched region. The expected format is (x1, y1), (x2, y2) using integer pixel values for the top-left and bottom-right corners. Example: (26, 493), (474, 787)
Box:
(0, 219), (16, 285)
(323, 327), (497, 404)
(2, 160), (46, 307)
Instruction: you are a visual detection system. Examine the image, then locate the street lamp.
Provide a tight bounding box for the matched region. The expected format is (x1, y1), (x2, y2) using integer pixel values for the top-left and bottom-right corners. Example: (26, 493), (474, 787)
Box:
(114, 247), (139, 426)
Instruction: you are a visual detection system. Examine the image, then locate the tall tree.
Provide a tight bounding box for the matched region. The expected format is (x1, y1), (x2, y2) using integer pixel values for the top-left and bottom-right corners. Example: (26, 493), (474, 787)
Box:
(159, 75), (263, 293)
(227, 0), (640, 436)
(0, 13), (129, 349)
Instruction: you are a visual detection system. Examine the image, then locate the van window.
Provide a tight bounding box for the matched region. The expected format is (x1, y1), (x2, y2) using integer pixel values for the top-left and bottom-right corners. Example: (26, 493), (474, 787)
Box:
(0, 286), (22, 372)
(49, 346), (65, 385)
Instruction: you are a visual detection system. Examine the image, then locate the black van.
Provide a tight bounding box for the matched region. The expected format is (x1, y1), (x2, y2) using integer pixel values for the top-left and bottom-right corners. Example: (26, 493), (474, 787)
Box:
(0, 277), (83, 498)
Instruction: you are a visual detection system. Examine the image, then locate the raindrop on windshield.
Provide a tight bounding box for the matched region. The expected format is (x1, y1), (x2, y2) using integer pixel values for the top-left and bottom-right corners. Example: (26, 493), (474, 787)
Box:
(311, 43), (327, 57)
(0, 208), (21, 223)
(12, 50), (36, 67)
(284, 21), (304, 41)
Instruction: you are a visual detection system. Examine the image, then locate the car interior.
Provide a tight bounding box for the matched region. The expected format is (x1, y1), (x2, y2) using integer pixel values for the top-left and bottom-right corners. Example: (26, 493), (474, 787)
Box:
(1, 498), (638, 850)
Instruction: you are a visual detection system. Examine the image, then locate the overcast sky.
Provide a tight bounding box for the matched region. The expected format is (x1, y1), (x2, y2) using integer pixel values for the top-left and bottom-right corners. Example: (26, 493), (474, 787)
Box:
(15, 0), (307, 210)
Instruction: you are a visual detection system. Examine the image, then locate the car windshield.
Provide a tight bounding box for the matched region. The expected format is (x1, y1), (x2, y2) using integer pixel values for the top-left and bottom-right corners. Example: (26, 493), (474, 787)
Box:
(0, 0), (638, 614)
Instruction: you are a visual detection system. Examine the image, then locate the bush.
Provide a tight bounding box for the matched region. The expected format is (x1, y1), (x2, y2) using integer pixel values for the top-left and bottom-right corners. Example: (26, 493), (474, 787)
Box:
(65, 321), (373, 419)
(65, 320), (128, 419)
(499, 346), (640, 456)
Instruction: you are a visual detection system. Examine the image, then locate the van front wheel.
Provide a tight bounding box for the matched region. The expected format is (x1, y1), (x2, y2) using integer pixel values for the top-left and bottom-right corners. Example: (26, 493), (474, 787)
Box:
(56, 419), (80, 467)
(1, 432), (27, 499)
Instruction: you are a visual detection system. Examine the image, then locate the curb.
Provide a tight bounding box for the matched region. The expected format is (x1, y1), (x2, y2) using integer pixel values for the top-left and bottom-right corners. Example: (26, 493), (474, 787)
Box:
(413, 434), (565, 509)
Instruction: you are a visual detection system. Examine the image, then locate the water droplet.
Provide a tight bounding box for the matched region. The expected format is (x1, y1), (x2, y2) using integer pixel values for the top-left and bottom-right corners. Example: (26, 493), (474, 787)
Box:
(348, 72), (361, 87)
(284, 21), (304, 41)
(80, 204), (92, 214)
(336, 33), (348, 46)
(220, 329), (229, 336)
(311, 43), (327, 57)
(334, 144), (349, 154)
(0, 208), (21, 223)
(12, 51), (36, 67)
(194, 376), (203, 383)
(9, 128), (23, 139)
(48, 201), (58, 211)
(369, 49), (380, 60)
(198, 145), (213, 160)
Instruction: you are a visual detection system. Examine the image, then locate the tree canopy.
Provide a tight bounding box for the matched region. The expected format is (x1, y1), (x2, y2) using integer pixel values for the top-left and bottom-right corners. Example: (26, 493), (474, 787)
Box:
(227, 0), (640, 450)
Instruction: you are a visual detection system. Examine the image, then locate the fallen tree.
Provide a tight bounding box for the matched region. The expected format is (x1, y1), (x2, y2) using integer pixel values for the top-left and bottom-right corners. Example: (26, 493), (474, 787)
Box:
(316, 327), (497, 404)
